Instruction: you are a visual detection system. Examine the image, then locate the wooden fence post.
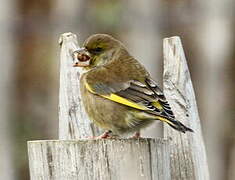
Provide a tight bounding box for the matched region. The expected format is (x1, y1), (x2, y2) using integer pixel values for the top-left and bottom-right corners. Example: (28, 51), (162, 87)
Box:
(28, 139), (170, 180)
(27, 33), (171, 180)
(58, 32), (95, 139)
(163, 36), (209, 180)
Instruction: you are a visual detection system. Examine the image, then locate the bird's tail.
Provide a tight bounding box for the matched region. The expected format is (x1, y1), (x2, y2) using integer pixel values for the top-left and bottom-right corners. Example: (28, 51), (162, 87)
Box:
(158, 116), (193, 133)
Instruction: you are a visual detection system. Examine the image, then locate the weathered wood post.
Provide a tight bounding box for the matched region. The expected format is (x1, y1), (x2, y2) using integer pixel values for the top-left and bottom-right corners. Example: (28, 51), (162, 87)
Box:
(58, 32), (94, 139)
(27, 33), (171, 180)
(163, 36), (209, 180)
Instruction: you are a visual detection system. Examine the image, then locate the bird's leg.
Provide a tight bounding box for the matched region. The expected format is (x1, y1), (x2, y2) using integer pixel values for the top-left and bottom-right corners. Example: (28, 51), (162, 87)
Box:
(95, 130), (112, 139)
(130, 131), (141, 139)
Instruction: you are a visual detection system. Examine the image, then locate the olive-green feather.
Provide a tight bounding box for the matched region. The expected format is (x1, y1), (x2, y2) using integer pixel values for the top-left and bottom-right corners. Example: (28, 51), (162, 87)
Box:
(79, 34), (193, 133)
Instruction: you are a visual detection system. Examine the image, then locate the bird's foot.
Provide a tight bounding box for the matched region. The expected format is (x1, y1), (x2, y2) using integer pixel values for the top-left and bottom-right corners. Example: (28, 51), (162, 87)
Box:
(93, 130), (113, 139)
(130, 132), (141, 139)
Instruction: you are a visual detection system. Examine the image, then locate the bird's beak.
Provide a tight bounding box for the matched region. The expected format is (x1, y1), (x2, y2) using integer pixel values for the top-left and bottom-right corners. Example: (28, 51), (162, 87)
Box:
(72, 48), (91, 67)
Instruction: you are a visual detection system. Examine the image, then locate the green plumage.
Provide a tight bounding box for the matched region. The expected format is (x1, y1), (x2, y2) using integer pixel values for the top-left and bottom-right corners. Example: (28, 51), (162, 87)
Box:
(78, 34), (193, 135)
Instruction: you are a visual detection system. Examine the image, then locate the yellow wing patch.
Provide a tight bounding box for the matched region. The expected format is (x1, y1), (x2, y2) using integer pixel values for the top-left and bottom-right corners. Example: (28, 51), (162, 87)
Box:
(152, 101), (163, 110)
(85, 83), (96, 93)
(85, 82), (147, 110)
(102, 94), (147, 110)
(157, 116), (174, 126)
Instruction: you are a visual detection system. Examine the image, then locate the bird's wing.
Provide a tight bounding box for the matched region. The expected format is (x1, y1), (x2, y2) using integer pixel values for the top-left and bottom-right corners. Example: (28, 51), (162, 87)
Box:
(85, 77), (175, 120)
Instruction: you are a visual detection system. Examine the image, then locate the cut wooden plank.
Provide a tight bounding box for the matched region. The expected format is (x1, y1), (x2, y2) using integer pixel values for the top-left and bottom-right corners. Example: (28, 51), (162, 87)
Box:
(28, 139), (170, 180)
(163, 36), (209, 180)
(58, 32), (100, 139)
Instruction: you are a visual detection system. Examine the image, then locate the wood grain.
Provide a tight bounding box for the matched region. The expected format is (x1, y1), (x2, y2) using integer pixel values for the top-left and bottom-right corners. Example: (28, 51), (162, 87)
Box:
(28, 139), (170, 180)
(163, 36), (209, 180)
(58, 32), (99, 139)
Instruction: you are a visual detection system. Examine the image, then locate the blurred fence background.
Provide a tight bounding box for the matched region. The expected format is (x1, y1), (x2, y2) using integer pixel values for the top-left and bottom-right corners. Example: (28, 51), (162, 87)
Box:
(1, 0), (235, 179)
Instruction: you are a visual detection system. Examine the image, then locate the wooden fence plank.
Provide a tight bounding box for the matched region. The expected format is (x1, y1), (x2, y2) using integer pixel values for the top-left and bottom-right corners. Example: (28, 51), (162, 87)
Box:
(58, 32), (98, 139)
(163, 36), (209, 180)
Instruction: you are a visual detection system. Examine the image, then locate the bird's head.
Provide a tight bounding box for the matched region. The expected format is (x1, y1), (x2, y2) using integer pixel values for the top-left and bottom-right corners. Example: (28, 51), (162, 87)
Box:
(73, 34), (122, 69)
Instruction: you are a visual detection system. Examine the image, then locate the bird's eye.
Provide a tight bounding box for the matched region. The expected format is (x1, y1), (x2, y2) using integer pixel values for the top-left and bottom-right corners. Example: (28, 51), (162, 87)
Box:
(92, 47), (103, 53)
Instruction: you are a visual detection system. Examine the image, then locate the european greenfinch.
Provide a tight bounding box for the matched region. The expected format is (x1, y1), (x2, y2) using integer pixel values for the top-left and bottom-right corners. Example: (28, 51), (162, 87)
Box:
(73, 34), (193, 138)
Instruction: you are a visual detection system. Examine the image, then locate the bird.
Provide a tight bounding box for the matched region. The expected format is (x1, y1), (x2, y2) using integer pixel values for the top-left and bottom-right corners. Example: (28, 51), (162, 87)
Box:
(73, 34), (193, 138)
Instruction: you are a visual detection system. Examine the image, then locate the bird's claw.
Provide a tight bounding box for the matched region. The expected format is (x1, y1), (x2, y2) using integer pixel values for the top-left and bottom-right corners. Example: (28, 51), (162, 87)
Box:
(87, 130), (118, 139)
(130, 132), (142, 139)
